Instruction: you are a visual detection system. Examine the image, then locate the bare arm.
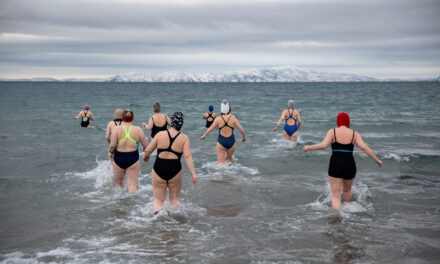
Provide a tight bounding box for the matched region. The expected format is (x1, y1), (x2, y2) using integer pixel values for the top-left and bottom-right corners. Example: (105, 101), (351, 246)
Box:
(89, 112), (95, 121)
(200, 117), (219, 140)
(137, 127), (148, 152)
(105, 122), (111, 144)
(296, 110), (301, 129)
(354, 132), (383, 167)
(108, 128), (118, 160)
(73, 111), (83, 119)
(272, 111), (286, 131)
(202, 113), (207, 119)
(302, 129), (333, 152)
(143, 135), (158, 162)
(234, 117), (246, 142)
(166, 115), (171, 126)
(143, 117), (153, 130)
(183, 136), (197, 184)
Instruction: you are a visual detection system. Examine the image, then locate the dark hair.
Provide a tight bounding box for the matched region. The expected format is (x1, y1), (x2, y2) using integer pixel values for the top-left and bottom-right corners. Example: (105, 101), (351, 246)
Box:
(122, 109), (134, 122)
(153, 102), (161, 113)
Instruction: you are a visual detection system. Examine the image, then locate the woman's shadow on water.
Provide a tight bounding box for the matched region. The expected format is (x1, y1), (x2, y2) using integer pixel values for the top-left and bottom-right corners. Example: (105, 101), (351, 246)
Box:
(326, 214), (365, 264)
(199, 176), (245, 217)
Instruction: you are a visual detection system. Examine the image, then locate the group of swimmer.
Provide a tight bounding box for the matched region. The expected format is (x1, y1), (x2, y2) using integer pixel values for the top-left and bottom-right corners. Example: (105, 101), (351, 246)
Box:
(74, 99), (382, 211)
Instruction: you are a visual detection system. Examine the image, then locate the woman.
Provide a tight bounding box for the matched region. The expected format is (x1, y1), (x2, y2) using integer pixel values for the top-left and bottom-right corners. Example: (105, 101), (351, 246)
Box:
(200, 99), (246, 164)
(302, 112), (382, 209)
(109, 109), (148, 192)
(73, 104), (95, 128)
(273, 100), (301, 141)
(143, 112), (197, 214)
(105, 108), (123, 144)
(142, 102), (171, 138)
(203, 105), (217, 128)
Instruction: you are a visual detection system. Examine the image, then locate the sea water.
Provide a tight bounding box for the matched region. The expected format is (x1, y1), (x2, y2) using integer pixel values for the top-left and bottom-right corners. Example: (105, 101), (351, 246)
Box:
(0, 82), (439, 263)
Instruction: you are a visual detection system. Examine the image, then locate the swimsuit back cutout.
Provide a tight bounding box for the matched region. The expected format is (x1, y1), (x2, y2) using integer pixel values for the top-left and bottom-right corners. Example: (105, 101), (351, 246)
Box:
(331, 128), (355, 152)
(82, 111), (90, 121)
(207, 112), (214, 121)
(157, 130), (182, 159)
(219, 115), (234, 132)
(285, 109), (297, 124)
(117, 125), (139, 149)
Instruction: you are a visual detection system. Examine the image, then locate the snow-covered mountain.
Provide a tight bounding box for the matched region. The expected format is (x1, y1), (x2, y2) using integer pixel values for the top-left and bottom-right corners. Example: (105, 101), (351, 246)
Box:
(107, 66), (379, 82)
(1, 67), (438, 82)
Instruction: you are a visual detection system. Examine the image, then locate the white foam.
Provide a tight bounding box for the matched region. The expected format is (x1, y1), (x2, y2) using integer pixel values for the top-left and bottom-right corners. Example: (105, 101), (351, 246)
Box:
(383, 152), (411, 162)
(199, 161), (259, 178)
(303, 181), (373, 212)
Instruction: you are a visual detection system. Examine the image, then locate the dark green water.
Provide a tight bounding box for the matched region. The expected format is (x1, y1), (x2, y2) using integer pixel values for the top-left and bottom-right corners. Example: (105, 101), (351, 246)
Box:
(0, 82), (439, 263)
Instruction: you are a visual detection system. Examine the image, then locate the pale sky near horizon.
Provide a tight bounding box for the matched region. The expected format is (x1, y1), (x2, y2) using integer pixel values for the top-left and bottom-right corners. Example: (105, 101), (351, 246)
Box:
(0, 0), (439, 79)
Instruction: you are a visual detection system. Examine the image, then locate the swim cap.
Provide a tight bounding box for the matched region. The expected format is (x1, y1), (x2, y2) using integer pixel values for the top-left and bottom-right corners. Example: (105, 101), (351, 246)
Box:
(122, 109), (134, 122)
(84, 104), (89, 110)
(337, 112), (350, 127)
(221, 99), (230, 114)
(209, 105), (214, 112)
(114, 108), (123, 119)
(171, 112), (184, 130)
(288, 100), (295, 109)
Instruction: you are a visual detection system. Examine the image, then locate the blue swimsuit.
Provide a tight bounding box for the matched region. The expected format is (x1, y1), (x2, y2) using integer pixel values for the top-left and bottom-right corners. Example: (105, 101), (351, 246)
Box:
(284, 109), (298, 136)
(218, 115), (236, 149)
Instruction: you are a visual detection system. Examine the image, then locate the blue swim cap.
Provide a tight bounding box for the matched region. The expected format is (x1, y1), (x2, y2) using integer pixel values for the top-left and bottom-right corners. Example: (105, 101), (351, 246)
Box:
(209, 105), (214, 111)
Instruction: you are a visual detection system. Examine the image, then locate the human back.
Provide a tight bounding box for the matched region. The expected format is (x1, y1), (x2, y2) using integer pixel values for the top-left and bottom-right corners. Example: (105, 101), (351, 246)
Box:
(155, 129), (187, 160)
(283, 109), (299, 126)
(332, 126), (355, 144)
(113, 123), (143, 152)
(217, 113), (236, 137)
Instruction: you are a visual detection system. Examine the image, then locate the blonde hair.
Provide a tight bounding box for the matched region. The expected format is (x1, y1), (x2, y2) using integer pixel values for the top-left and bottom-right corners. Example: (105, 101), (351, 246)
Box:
(114, 108), (123, 119)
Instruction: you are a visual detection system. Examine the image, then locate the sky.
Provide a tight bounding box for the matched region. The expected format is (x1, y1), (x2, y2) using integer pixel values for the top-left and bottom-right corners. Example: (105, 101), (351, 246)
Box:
(0, 0), (439, 79)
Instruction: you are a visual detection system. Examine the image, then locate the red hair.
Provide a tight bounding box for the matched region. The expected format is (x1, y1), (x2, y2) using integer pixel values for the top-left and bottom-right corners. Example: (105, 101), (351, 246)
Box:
(122, 110), (134, 122)
(336, 112), (350, 127)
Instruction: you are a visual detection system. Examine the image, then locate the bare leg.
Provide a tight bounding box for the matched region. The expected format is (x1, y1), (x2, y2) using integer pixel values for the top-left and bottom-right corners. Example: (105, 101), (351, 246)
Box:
(112, 161), (125, 188)
(342, 179), (354, 202)
(289, 131), (298, 142)
(168, 171), (183, 210)
(217, 143), (227, 165)
(328, 176), (343, 209)
(152, 170), (167, 212)
(225, 143), (236, 163)
(125, 161), (140, 193)
(283, 131), (290, 140)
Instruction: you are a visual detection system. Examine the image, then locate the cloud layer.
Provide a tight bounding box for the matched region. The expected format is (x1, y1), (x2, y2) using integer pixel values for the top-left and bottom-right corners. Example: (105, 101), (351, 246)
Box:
(1, 0), (439, 78)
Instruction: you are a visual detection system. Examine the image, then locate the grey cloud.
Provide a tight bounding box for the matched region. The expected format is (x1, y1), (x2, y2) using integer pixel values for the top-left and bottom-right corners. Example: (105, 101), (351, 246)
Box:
(0, 0), (439, 78)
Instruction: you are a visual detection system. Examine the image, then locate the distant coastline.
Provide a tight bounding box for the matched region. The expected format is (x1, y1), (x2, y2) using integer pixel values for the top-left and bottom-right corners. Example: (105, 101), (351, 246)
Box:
(1, 66), (439, 83)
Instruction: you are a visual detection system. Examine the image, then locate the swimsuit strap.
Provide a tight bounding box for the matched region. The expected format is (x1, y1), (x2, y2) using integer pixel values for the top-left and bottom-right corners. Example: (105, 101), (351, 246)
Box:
(286, 109), (297, 121)
(166, 130), (181, 150)
(351, 130), (355, 143)
(334, 128), (337, 142)
(220, 115), (233, 130)
(157, 130), (182, 156)
(114, 119), (122, 126)
(118, 125), (138, 144)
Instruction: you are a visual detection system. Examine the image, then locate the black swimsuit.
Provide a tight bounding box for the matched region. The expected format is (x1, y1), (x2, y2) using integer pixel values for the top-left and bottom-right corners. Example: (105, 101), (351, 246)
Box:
(151, 114), (168, 138)
(153, 130), (183, 182)
(113, 119), (122, 126)
(328, 129), (356, 180)
(80, 111), (90, 127)
(205, 112), (215, 128)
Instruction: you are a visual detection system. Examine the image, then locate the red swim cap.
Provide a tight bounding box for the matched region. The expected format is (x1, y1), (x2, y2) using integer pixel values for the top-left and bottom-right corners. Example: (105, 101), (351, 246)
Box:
(336, 112), (350, 127)
(122, 109), (134, 122)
